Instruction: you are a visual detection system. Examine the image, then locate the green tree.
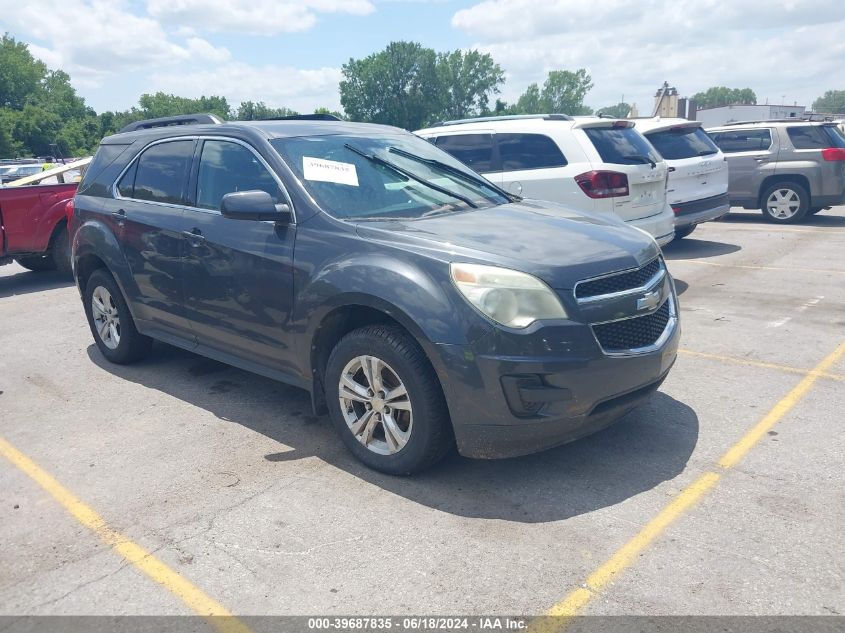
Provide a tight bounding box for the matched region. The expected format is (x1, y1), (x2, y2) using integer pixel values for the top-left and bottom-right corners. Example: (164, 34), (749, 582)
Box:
(692, 86), (756, 109)
(0, 34), (46, 110)
(235, 101), (298, 120)
(313, 107), (345, 119)
(539, 69), (593, 115)
(436, 49), (504, 120)
(340, 41), (441, 130)
(812, 90), (845, 113)
(597, 102), (631, 118)
(514, 83), (543, 114)
(136, 92), (230, 119)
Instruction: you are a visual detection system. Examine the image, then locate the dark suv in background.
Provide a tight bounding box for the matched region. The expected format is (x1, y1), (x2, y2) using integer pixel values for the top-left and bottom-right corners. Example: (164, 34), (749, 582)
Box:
(71, 114), (679, 474)
(708, 120), (845, 223)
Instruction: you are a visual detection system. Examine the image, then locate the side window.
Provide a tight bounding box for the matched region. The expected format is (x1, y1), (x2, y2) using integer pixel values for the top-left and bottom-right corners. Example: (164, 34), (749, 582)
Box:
(196, 140), (282, 211)
(435, 134), (495, 172)
(131, 140), (194, 204)
(711, 129), (772, 153)
(497, 133), (567, 170)
(787, 126), (828, 150)
(117, 161), (137, 198)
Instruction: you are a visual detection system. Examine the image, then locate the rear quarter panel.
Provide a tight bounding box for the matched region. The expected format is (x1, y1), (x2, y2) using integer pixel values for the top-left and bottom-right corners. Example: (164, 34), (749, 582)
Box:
(0, 183), (78, 254)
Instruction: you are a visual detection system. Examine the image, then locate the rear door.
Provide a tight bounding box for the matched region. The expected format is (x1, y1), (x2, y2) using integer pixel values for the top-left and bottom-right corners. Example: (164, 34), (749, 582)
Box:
(709, 128), (777, 201)
(494, 132), (574, 200)
(180, 138), (298, 375)
(432, 132), (501, 185)
(109, 138), (196, 341)
(644, 124), (728, 205)
(577, 122), (668, 221)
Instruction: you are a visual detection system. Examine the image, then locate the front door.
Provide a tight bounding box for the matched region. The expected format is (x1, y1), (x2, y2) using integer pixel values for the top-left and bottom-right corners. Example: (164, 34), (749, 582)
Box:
(180, 138), (297, 375)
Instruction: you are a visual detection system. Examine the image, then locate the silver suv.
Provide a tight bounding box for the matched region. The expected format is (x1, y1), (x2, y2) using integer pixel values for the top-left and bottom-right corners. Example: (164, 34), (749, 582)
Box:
(708, 121), (845, 223)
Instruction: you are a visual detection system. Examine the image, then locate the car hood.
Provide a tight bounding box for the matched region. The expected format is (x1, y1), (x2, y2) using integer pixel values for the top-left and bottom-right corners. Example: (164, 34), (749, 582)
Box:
(354, 199), (660, 290)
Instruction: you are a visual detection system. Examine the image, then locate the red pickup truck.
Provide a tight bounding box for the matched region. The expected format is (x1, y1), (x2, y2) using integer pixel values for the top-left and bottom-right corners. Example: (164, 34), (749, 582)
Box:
(0, 159), (89, 275)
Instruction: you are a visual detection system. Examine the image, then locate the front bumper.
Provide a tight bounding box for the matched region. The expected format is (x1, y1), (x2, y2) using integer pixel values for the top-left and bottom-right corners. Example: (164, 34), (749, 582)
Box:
(430, 301), (680, 459)
(627, 206), (676, 247)
(672, 193), (730, 229)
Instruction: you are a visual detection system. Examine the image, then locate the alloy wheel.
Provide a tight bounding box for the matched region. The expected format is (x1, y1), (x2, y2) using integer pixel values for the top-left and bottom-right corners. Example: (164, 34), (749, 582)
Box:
(91, 285), (121, 350)
(766, 188), (801, 220)
(338, 355), (413, 455)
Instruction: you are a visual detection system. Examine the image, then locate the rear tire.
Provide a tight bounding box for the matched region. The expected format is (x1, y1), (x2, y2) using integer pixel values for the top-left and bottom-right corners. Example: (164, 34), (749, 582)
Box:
(50, 227), (72, 276)
(760, 182), (809, 223)
(325, 325), (453, 475)
(84, 268), (152, 364)
(15, 254), (56, 272)
(673, 225), (696, 240)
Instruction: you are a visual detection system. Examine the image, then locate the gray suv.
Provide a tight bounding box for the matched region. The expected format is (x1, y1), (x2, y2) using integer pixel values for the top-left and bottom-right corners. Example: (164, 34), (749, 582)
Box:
(708, 121), (845, 223)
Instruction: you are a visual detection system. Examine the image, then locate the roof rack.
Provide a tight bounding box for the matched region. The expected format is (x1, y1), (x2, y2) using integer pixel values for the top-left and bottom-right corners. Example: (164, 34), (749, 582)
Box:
(265, 113), (342, 121)
(430, 113), (573, 127)
(721, 117), (830, 126)
(118, 113), (224, 134)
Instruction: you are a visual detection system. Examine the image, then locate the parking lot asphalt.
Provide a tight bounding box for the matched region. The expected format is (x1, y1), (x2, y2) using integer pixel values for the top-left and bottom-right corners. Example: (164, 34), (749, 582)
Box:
(1, 207), (844, 619)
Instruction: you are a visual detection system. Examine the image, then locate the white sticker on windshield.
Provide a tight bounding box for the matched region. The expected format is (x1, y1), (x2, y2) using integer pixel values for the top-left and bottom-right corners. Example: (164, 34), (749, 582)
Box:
(303, 156), (359, 187)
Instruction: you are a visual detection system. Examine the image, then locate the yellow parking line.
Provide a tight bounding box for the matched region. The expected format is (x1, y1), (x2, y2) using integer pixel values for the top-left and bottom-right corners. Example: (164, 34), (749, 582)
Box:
(539, 339), (845, 629)
(669, 259), (845, 275)
(0, 436), (252, 633)
(678, 348), (845, 382)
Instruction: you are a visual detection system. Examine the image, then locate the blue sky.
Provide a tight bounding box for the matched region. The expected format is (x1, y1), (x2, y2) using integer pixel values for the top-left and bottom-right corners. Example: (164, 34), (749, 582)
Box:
(1, 0), (842, 116)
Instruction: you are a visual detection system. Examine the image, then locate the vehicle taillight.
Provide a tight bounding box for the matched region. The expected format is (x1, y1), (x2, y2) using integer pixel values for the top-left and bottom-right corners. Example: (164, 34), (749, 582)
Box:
(65, 199), (74, 218)
(575, 171), (629, 198)
(822, 148), (845, 161)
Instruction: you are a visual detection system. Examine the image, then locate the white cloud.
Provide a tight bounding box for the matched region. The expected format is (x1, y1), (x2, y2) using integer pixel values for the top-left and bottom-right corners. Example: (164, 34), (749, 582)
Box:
(146, 0), (375, 35)
(1, 0), (230, 84)
(149, 63), (344, 112)
(451, 0), (845, 111)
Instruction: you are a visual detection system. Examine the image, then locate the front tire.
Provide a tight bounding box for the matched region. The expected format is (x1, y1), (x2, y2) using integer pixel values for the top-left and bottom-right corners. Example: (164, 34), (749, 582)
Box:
(325, 325), (453, 475)
(84, 269), (152, 364)
(761, 182), (809, 223)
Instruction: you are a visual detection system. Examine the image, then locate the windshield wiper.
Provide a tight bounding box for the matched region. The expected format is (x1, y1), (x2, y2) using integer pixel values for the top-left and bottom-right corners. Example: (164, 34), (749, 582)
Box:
(343, 144), (477, 209)
(622, 154), (657, 168)
(387, 147), (515, 200)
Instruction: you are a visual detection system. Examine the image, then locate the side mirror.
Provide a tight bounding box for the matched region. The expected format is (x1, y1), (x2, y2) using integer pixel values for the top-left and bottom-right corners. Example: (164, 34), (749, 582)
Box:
(220, 190), (292, 223)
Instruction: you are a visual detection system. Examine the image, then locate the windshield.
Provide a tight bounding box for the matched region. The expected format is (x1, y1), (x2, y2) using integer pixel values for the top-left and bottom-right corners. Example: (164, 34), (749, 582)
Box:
(645, 126), (720, 160)
(271, 133), (509, 221)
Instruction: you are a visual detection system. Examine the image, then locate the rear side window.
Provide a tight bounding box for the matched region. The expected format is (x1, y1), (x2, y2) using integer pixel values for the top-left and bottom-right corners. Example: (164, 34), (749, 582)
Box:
(645, 127), (719, 160)
(497, 133), (567, 170)
(195, 140), (282, 211)
(787, 126), (829, 149)
(123, 140), (194, 204)
(711, 129), (772, 153)
(823, 125), (845, 148)
(583, 127), (660, 165)
(435, 134), (495, 172)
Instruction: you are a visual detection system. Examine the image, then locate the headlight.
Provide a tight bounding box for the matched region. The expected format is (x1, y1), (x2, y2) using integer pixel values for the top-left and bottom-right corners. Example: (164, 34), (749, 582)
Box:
(450, 263), (567, 328)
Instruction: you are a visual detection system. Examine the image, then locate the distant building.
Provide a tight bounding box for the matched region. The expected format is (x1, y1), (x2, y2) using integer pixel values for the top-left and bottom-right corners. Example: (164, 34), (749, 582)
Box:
(652, 82), (697, 120)
(697, 104), (805, 127)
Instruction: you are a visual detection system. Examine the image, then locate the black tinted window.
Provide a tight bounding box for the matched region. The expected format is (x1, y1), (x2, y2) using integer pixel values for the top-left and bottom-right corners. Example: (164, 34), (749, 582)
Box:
(711, 129), (772, 153)
(788, 126), (829, 150)
(117, 161), (137, 198)
(823, 125), (845, 148)
(645, 127), (719, 160)
(196, 140), (282, 211)
(132, 140), (193, 204)
(435, 134), (495, 172)
(584, 126), (660, 165)
(497, 133), (566, 170)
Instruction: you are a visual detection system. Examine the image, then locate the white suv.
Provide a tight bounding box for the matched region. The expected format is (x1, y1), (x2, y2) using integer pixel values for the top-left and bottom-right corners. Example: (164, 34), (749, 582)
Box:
(415, 114), (676, 245)
(634, 118), (729, 239)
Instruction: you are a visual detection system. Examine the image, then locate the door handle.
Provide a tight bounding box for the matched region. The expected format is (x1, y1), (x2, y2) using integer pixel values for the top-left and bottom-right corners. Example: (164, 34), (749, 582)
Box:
(754, 157), (769, 163)
(112, 209), (126, 225)
(182, 228), (205, 247)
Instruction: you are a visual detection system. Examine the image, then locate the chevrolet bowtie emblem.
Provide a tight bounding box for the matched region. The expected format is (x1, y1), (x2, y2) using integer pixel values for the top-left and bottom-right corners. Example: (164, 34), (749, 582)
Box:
(637, 289), (661, 311)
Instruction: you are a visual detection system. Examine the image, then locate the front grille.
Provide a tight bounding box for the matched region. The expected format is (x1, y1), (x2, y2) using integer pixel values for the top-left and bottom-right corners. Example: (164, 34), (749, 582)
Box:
(575, 258), (662, 299)
(592, 299), (671, 352)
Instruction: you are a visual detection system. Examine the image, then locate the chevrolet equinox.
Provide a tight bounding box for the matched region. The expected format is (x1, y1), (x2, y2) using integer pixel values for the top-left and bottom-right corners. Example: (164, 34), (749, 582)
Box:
(70, 114), (680, 474)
